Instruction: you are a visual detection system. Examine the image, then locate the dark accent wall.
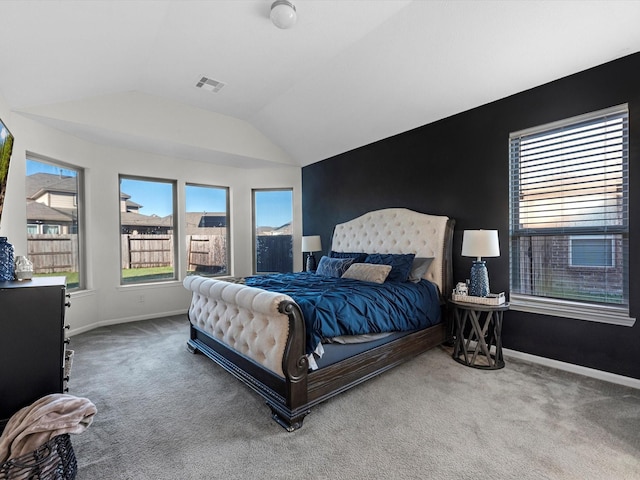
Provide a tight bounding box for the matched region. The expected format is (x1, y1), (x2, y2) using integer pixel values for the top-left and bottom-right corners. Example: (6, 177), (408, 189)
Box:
(302, 52), (640, 380)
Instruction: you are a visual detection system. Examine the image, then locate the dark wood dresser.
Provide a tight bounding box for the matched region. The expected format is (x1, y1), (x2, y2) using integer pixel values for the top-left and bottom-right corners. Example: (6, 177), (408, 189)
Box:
(0, 276), (69, 433)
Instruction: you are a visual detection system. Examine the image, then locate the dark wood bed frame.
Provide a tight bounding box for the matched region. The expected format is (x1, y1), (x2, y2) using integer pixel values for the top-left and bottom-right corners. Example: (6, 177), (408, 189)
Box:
(186, 211), (455, 431)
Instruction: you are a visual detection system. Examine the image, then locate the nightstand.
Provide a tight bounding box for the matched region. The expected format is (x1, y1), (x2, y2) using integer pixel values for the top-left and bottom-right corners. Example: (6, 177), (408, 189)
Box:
(449, 299), (508, 370)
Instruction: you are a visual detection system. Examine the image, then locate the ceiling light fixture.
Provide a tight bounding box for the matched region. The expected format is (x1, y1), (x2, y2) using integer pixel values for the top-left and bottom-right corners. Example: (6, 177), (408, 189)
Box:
(270, 0), (297, 29)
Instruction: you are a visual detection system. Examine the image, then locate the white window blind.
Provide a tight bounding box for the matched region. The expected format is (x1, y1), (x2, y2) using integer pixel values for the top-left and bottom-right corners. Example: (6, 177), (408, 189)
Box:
(509, 105), (628, 307)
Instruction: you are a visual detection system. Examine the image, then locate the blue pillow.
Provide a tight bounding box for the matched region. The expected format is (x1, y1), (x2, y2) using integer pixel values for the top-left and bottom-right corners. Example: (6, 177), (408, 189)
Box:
(329, 251), (368, 263)
(364, 253), (416, 282)
(316, 256), (355, 278)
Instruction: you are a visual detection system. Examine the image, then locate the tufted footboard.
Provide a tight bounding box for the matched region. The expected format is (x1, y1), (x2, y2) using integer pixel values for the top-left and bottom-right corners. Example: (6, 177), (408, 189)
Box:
(183, 275), (310, 430)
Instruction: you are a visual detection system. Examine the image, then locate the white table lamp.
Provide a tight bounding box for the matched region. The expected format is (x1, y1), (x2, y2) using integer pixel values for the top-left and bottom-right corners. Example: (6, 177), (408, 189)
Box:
(302, 235), (322, 271)
(461, 230), (500, 297)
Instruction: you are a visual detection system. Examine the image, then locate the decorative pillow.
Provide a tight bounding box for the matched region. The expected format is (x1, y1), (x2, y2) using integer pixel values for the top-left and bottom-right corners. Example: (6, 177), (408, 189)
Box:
(329, 251), (368, 263)
(341, 263), (392, 284)
(364, 253), (416, 282)
(408, 257), (434, 283)
(316, 256), (354, 278)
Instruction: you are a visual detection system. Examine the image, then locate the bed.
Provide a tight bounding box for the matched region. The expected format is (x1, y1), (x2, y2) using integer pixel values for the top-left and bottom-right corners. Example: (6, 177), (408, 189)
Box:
(184, 208), (455, 431)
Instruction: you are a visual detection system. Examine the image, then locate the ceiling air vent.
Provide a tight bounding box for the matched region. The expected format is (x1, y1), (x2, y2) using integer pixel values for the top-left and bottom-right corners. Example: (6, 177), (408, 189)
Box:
(195, 76), (225, 93)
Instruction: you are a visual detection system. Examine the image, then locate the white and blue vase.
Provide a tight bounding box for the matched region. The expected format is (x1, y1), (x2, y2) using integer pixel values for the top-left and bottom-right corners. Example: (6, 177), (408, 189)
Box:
(0, 237), (14, 281)
(469, 260), (489, 297)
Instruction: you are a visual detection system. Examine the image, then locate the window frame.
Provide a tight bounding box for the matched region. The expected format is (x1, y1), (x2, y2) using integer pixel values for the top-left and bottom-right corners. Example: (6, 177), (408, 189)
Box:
(42, 224), (61, 235)
(252, 188), (293, 275)
(185, 182), (231, 277)
(25, 154), (86, 291)
(508, 105), (634, 327)
(118, 175), (178, 285)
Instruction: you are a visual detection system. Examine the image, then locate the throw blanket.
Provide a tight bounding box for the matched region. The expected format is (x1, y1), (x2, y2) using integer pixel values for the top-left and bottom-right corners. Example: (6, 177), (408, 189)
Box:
(246, 272), (441, 355)
(0, 393), (96, 463)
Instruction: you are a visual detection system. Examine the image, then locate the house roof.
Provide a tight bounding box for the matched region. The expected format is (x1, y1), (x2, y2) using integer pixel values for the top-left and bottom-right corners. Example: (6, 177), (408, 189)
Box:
(26, 173), (77, 200)
(1, 1), (640, 168)
(26, 200), (75, 223)
(125, 199), (143, 210)
(185, 212), (226, 229)
(120, 212), (172, 228)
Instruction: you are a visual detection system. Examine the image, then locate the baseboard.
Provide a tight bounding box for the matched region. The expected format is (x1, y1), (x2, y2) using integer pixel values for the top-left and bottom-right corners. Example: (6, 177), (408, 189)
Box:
(503, 348), (640, 390)
(68, 309), (188, 337)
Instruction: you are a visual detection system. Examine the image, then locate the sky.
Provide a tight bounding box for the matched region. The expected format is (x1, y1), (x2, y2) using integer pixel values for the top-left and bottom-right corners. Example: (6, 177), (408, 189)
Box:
(26, 159), (76, 178)
(253, 189), (293, 228)
(26, 159), (292, 227)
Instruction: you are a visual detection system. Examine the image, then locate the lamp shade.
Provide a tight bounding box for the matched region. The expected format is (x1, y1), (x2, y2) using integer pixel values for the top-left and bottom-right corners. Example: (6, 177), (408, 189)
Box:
(270, 0), (297, 29)
(301, 235), (322, 253)
(461, 230), (500, 259)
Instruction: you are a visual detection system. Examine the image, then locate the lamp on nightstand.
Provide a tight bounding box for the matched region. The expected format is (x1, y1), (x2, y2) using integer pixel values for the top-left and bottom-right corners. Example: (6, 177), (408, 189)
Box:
(461, 230), (500, 297)
(302, 235), (322, 272)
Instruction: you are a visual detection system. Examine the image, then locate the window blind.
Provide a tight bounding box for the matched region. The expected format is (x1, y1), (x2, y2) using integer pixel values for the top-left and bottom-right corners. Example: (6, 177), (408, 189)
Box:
(509, 105), (629, 306)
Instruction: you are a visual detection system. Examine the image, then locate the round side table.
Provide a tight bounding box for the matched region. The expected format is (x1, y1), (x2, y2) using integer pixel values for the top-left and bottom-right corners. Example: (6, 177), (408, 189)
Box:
(449, 299), (509, 370)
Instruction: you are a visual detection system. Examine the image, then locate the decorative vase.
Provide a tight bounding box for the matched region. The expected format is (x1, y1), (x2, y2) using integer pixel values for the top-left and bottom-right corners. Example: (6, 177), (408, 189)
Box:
(0, 237), (15, 281)
(469, 260), (489, 297)
(14, 255), (34, 281)
(306, 253), (317, 272)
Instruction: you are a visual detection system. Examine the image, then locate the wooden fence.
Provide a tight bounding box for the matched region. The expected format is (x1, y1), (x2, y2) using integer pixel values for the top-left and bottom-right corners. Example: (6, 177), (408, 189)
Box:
(121, 234), (173, 269)
(27, 234), (78, 274)
(187, 235), (228, 274)
(27, 233), (288, 274)
(256, 235), (292, 273)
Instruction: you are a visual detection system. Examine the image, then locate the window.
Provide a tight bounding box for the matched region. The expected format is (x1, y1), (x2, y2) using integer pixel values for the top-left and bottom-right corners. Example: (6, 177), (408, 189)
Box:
(185, 183), (230, 276)
(569, 235), (614, 268)
(42, 224), (60, 234)
(25, 156), (85, 290)
(509, 105), (631, 324)
(119, 176), (176, 284)
(253, 189), (293, 274)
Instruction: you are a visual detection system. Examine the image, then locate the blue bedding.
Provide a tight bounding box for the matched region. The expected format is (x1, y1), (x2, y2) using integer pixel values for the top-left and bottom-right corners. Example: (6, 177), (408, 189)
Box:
(245, 272), (442, 355)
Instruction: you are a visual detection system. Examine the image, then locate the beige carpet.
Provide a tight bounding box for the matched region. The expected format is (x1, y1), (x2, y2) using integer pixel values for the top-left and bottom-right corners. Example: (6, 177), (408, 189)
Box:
(68, 315), (640, 479)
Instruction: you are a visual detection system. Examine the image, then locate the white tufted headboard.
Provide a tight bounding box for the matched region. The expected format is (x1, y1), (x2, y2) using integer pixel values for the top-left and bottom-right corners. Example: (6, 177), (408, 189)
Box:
(331, 208), (453, 296)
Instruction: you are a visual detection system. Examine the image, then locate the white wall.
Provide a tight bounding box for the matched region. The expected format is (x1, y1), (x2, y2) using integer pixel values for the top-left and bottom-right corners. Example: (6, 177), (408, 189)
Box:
(1, 107), (302, 336)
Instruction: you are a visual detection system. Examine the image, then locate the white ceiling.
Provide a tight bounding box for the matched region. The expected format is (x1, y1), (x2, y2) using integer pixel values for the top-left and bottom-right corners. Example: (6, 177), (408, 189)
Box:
(1, 0), (640, 169)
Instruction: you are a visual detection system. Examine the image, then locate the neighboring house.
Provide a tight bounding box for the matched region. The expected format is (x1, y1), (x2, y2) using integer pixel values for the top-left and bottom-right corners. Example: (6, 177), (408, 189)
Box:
(26, 172), (176, 235)
(27, 172), (232, 237)
(119, 191), (171, 235)
(119, 211), (172, 235)
(26, 173), (77, 234)
(185, 212), (227, 236)
(119, 192), (142, 214)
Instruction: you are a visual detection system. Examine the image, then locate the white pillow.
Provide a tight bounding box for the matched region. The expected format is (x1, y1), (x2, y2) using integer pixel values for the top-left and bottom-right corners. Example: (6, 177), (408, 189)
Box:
(408, 257), (434, 283)
(341, 263), (392, 284)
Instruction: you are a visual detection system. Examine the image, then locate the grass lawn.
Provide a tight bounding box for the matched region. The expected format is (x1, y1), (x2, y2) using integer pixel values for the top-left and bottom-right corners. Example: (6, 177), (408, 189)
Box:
(121, 266), (174, 284)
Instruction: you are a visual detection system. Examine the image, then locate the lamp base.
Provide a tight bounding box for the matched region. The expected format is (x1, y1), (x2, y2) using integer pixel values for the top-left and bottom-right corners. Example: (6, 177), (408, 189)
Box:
(469, 260), (489, 297)
(306, 253), (317, 272)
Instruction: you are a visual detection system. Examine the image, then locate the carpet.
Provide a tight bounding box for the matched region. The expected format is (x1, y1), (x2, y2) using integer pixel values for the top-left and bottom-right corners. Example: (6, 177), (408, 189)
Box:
(69, 315), (640, 479)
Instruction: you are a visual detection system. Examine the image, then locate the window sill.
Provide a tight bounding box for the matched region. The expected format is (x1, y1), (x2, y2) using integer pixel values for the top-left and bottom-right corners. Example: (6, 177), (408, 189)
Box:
(509, 294), (636, 327)
(116, 280), (182, 291)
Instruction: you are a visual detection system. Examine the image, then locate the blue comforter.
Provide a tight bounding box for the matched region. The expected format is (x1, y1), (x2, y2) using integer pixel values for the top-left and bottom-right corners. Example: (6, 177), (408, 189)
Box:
(245, 272), (442, 355)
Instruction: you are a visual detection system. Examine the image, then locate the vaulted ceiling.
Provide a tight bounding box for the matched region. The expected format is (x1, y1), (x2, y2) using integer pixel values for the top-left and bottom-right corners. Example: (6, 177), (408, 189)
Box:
(1, 1), (640, 168)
